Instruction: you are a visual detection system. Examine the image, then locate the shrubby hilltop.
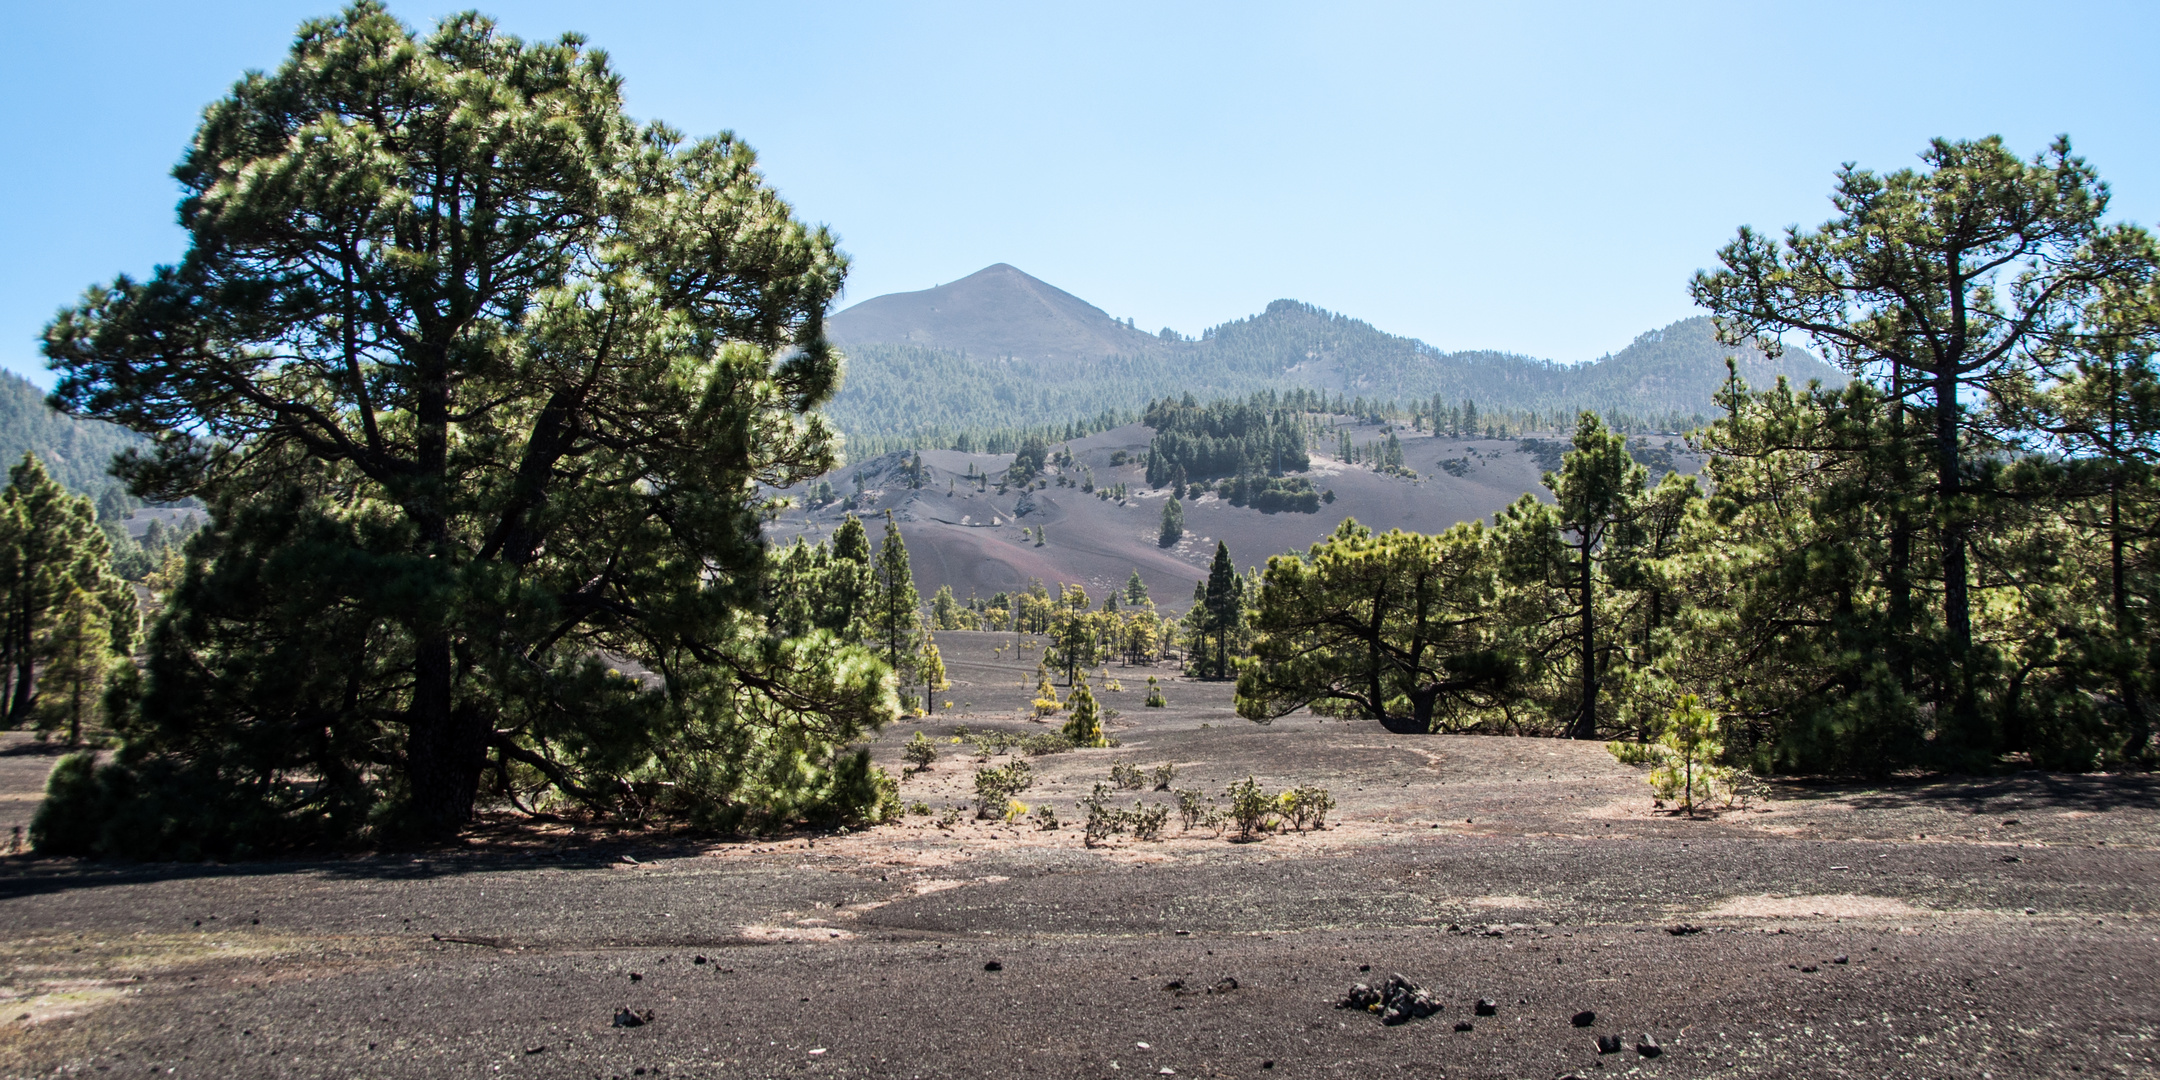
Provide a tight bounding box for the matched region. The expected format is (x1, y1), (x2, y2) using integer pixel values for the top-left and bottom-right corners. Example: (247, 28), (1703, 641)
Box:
(823, 263), (1844, 440)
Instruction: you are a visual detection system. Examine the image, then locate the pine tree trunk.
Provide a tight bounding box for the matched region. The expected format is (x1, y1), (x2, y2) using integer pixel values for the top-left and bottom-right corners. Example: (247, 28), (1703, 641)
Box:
(1935, 368), (1979, 744)
(405, 630), (482, 836)
(8, 598), (32, 725)
(402, 357), (479, 836)
(1886, 388), (1915, 693)
(1572, 538), (1598, 740)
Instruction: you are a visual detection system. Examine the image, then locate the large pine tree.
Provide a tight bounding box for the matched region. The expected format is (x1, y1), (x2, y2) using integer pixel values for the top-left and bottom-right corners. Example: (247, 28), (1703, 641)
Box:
(1203, 542), (1242, 680)
(36, 3), (892, 847)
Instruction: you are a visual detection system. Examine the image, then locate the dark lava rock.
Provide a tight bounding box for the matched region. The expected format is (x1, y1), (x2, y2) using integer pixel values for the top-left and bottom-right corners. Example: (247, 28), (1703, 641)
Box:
(1667, 924), (1704, 936)
(1596, 1035), (1624, 1054)
(983, 961), (1003, 972)
(628, 972), (643, 983)
(1336, 974), (1440, 1025)
(1163, 979), (1186, 992)
(693, 956), (707, 965)
(1834, 955), (1850, 965)
(1800, 965), (1820, 973)
(612, 1008), (653, 1028)
(1208, 977), (1239, 994)
(1571, 1010), (1596, 1028)
(1453, 1021), (1473, 1032)
(1475, 998), (1498, 1016)
(1637, 1033), (1663, 1058)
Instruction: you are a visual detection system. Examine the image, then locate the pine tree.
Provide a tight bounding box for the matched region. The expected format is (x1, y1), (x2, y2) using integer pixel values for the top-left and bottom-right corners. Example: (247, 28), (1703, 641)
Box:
(34, 5), (890, 847)
(1062, 677), (1106, 747)
(1032, 660), (1062, 717)
(1204, 542), (1243, 680)
(1158, 497), (1184, 548)
(1047, 583), (1099, 685)
(1124, 568), (1150, 606)
(0, 455), (136, 725)
(35, 588), (111, 747)
(931, 584), (965, 630)
(1494, 413), (1645, 740)
(915, 627), (948, 714)
(870, 512), (924, 677)
(1692, 136), (2144, 754)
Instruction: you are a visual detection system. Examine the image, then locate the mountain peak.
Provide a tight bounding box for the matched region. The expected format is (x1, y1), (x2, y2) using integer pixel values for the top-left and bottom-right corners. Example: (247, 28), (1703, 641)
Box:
(828, 263), (1163, 364)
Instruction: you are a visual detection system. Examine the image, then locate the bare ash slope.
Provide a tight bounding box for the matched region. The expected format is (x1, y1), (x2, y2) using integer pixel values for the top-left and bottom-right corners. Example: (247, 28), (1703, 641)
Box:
(1, 651), (2155, 1080)
(769, 422), (1601, 603)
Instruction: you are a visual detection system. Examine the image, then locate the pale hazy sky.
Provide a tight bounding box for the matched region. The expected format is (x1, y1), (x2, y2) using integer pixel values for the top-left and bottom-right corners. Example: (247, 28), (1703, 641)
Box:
(4, 1), (2154, 383)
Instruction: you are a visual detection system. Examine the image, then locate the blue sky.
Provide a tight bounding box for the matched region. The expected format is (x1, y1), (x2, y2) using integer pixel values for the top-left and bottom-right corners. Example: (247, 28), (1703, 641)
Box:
(4, 1), (2155, 383)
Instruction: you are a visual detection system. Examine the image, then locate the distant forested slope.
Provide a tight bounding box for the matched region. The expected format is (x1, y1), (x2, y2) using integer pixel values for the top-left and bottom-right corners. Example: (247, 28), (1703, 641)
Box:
(823, 305), (1843, 444)
(0, 372), (140, 493)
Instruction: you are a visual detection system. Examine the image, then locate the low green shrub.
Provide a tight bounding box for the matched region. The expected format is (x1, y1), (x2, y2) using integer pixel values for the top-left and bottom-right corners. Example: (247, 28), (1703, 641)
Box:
(1173, 788), (1214, 832)
(973, 760), (1036, 819)
(1129, 801), (1170, 841)
(1082, 782), (1122, 847)
(1279, 784), (1335, 830)
(1019, 732), (1073, 756)
(1225, 776), (1275, 840)
(1149, 762), (1178, 790)
(903, 732), (939, 771)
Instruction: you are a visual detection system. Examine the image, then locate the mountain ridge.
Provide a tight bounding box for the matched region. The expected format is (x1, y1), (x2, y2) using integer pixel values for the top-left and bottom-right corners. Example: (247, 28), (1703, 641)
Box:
(821, 264), (1844, 441)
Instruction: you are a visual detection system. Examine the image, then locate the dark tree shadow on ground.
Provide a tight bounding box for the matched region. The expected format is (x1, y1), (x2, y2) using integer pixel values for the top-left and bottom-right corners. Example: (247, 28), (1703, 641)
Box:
(0, 827), (741, 904)
(1768, 770), (2160, 813)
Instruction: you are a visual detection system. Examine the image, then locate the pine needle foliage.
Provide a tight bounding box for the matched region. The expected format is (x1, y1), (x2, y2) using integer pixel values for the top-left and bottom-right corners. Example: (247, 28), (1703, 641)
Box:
(34, 3), (899, 854)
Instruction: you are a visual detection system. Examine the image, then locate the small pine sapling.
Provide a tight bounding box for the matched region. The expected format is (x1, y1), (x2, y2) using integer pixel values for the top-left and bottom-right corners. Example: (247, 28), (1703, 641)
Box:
(1150, 762), (1177, 790)
(1108, 760), (1145, 789)
(1647, 694), (1732, 817)
(1062, 680), (1107, 746)
(1032, 668), (1063, 719)
(1144, 676), (1167, 708)
(1033, 804), (1060, 830)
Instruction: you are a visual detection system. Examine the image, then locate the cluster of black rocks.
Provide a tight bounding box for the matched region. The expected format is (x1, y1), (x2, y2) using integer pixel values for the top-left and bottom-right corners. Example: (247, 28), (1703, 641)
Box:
(1335, 981), (1666, 1060)
(1336, 973), (1441, 1025)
